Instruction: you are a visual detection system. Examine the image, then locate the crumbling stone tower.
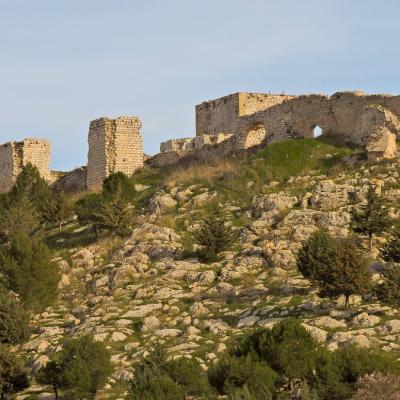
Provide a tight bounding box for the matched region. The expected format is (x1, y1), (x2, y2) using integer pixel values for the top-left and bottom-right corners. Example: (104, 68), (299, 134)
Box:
(0, 138), (51, 193)
(86, 116), (143, 191)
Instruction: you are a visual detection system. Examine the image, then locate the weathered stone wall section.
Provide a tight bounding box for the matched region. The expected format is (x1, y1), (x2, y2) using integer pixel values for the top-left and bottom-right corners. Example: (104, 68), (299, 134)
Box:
(52, 167), (87, 193)
(87, 116), (143, 191)
(196, 92), (295, 137)
(0, 139), (51, 193)
(152, 91), (400, 168)
(237, 92), (400, 143)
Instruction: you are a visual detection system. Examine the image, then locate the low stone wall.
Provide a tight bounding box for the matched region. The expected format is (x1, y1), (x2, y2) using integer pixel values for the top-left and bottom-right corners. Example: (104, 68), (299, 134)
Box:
(52, 167), (87, 193)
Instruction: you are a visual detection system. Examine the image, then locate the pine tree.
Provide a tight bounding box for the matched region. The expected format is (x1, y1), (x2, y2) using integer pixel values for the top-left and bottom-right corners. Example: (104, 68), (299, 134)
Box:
(10, 163), (53, 217)
(193, 206), (238, 262)
(0, 234), (60, 313)
(0, 287), (30, 345)
(351, 187), (392, 249)
(92, 185), (135, 237)
(43, 189), (74, 230)
(381, 227), (400, 263)
(0, 344), (28, 398)
(38, 335), (113, 400)
(0, 194), (41, 240)
(297, 231), (371, 307)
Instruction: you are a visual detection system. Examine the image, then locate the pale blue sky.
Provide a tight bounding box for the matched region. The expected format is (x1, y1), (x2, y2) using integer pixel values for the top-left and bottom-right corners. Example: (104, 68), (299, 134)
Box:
(1, 0), (399, 170)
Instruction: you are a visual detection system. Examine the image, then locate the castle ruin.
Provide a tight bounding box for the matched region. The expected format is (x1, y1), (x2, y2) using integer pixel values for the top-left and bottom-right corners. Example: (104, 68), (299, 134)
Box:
(86, 116), (143, 190)
(151, 91), (400, 166)
(0, 139), (51, 192)
(1, 90), (400, 193)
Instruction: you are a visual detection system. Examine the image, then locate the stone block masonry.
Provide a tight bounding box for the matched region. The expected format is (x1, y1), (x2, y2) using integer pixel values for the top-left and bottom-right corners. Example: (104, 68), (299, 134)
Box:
(86, 116), (143, 191)
(0, 139), (51, 193)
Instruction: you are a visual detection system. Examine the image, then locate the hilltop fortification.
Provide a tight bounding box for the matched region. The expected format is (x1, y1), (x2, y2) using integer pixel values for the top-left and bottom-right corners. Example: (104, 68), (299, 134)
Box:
(1, 90), (400, 192)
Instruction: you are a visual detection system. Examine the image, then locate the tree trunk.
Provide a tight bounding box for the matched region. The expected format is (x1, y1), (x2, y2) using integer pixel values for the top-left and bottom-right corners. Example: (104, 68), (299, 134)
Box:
(369, 233), (373, 250)
(54, 386), (59, 400)
(345, 294), (350, 309)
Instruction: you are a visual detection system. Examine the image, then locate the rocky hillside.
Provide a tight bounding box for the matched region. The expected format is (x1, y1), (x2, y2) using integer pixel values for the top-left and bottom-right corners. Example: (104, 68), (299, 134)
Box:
(17, 137), (400, 399)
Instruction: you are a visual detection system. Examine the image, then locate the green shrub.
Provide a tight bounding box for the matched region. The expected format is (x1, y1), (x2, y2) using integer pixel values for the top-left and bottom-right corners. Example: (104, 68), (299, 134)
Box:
(381, 227), (400, 263)
(42, 189), (74, 230)
(38, 335), (113, 399)
(128, 348), (212, 399)
(92, 185), (135, 236)
(0, 343), (29, 398)
(0, 194), (41, 240)
(75, 192), (104, 227)
(0, 234), (60, 313)
(232, 320), (320, 381)
(193, 206), (238, 262)
(209, 320), (400, 400)
(102, 172), (136, 201)
(0, 287), (30, 345)
(168, 357), (213, 397)
(208, 355), (277, 399)
(375, 263), (400, 306)
(297, 231), (371, 307)
(129, 374), (184, 400)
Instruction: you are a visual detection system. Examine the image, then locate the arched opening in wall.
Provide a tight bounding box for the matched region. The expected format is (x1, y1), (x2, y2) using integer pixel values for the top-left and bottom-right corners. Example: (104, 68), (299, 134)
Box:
(313, 125), (323, 138)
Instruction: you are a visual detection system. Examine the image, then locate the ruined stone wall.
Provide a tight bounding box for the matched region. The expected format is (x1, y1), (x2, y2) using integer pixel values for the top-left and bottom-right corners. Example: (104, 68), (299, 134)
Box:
(87, 116), (143, 191)
(195, 92), (295, 137)
(0, 139), (51, 193)
(152, 91), (400, 168)
(236, 92), (400, 156)
(52, 167), (87, 193)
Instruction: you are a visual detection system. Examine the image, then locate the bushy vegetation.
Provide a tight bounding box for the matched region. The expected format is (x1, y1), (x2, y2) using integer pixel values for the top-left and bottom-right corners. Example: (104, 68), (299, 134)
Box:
(0, 287), (30, 345)
(209, 320), (400, 400)
(128, 348), (212, 399)
(192, 205), (238, 262)
(0, 344), (29, 399)
(75, 174), (136, 237)
(0, 234), (60, 313)
(297, 231), (371, 307)
(38, 335), (113, 399)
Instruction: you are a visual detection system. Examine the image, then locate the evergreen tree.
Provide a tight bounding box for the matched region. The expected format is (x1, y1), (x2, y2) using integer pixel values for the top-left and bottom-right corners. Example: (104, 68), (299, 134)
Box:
(351, 187), (391, 249)
(102, 172), (136, 201)
(0, 344), (29, 399)
(43, 189), (74, 230)
(38, 335), (113, 400)
(193, 205), (238, 262)
(0, 234), (60, 313)
(375, 264), (400, 306)
(0, 287), (30, 345)
(10, 163), (53, 218)
(92, 185), (135, 236)
(381, 227), (400, 263)
(297, 231), (371, 307)
(75, 192), (103, 226)
(128, 347), (212, 400)
(0, 194), (41, 240)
